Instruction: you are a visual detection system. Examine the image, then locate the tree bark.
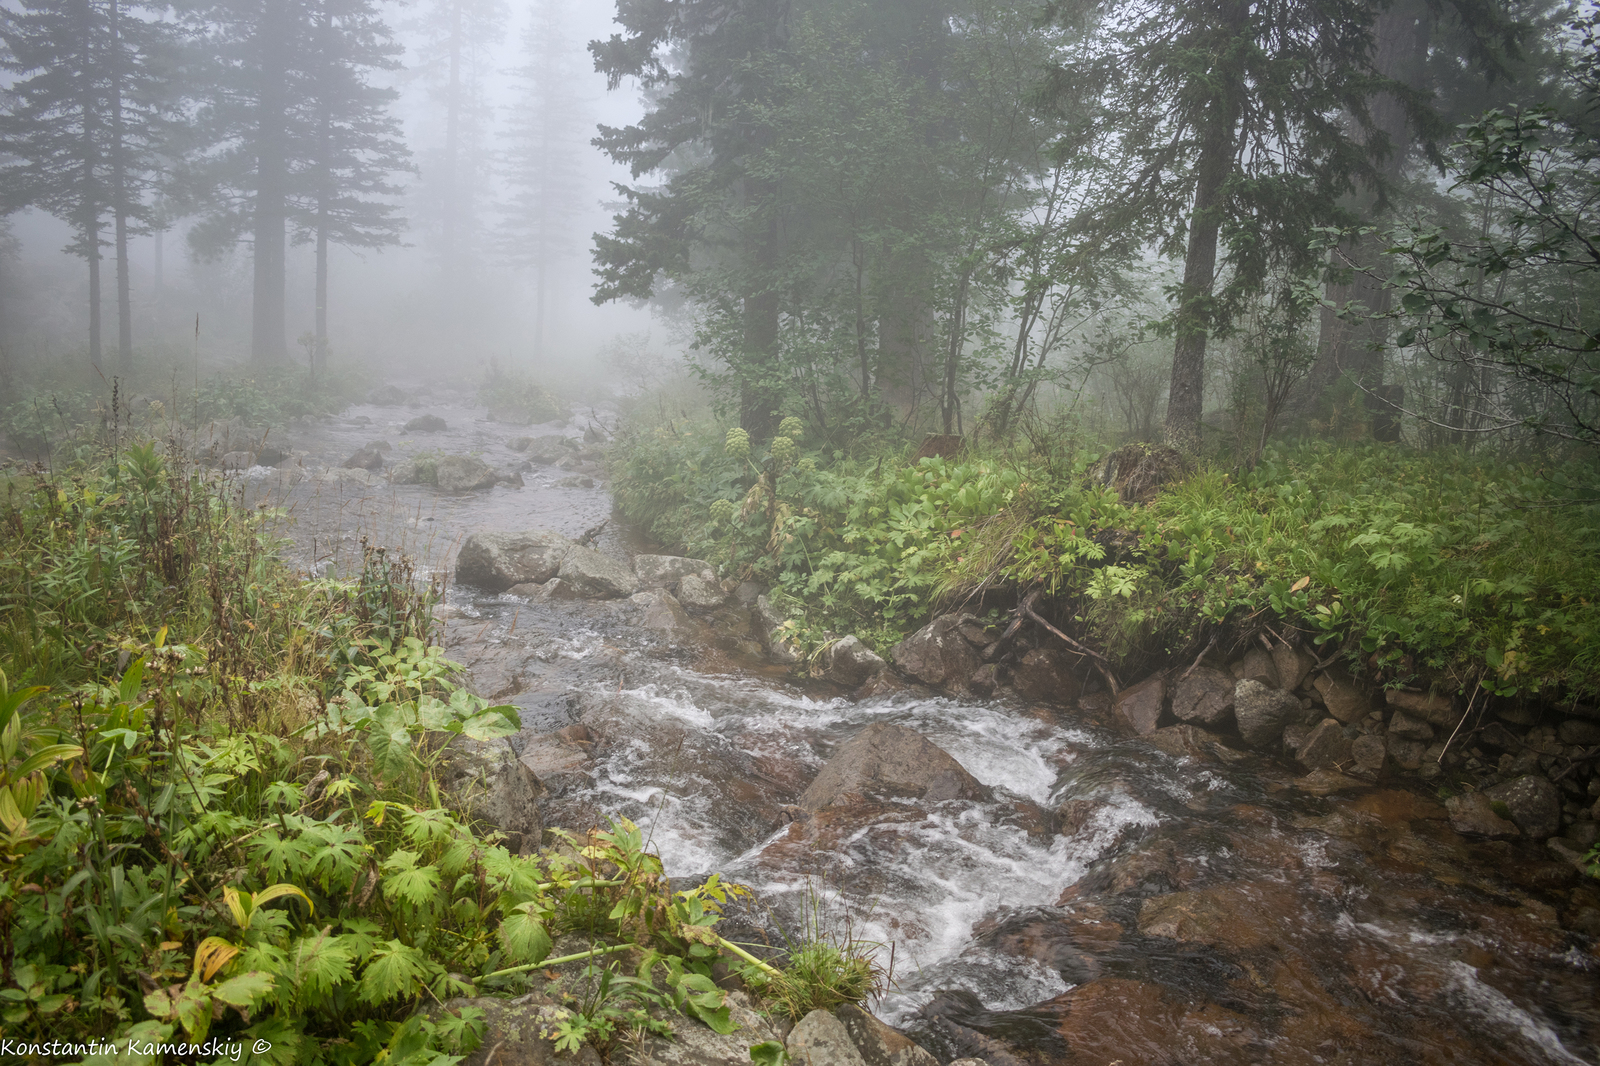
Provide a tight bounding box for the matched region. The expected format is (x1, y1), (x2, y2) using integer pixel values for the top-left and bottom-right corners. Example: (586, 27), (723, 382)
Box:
(110, 0), (132, 372)
(1164, 99), (1239, 452)
(251, 0), (289, 363)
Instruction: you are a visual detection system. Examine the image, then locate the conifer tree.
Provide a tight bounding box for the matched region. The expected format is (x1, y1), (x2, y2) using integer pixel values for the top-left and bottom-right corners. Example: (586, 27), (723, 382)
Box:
(500, 0), (588, 359)
(295, 0), (409, 375)
(0, 0), (177, 372)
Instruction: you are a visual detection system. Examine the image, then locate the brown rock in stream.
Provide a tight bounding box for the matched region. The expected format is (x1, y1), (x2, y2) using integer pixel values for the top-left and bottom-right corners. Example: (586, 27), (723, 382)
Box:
(1114, 675), (1165, 735)
(1170, 667), (1235, 727)
(799, 723), (990, 811)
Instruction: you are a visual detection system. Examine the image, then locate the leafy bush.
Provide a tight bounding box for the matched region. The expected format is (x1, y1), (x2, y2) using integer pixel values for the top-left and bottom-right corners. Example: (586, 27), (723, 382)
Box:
(477, 363), (563, 423)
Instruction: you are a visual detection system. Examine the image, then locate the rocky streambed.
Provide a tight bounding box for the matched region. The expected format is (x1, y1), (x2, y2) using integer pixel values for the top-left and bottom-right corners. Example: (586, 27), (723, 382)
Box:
(242, 387), (1600, 1066)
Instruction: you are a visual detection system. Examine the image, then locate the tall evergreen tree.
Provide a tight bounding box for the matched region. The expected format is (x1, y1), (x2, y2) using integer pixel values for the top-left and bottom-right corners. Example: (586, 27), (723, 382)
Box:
(411, 0), (503, 332)
(295, 0), (409, 375)
(591, 0), (795, 440)
(1057, 0), (1405, 451)
(0, 0), (176, 372)
(185, 0), (306, 362)
(500, 0), (588, 359)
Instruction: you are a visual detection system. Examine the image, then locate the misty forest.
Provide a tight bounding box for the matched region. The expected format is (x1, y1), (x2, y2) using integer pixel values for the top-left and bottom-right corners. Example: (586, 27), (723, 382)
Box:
(3, 0), (1600, 1062)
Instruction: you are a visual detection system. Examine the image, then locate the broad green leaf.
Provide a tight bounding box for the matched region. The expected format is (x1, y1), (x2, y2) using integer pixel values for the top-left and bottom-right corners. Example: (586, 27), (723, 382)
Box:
(497, 910), (552, 965)
(211, 970), (275, 1008)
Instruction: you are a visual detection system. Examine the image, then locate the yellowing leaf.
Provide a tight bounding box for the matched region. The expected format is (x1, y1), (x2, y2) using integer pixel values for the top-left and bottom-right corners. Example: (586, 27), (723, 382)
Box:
(1290, 576), (1310, 592)
(194, 936), (240, 982)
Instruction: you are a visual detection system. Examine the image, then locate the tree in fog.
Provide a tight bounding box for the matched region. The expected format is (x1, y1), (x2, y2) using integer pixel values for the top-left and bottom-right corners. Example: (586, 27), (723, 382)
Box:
(295, 0), (409, 376)
(500, 0), (588, 359)
(591, 0), (793, 440)
(0, 0), (178, 372)
(411, 0), (504, 323)
(1057, 0), (1407, 451)
(186, 0), (408, 364)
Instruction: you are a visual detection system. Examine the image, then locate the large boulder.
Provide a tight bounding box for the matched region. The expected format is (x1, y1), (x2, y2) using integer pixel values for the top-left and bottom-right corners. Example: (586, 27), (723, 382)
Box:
(1170, 667), (1235, 727)
(821, 636), (887, 687)
(435, 455), (499, 492)
(1114, 675), (1166, 736)
(405, 413), (448, 432)
(1271, 643), (1314, 692)
(555, 544), (639, 599)
(365, 384), (408, 406)
(834, 1005), (939, 1066)
(457, 530), (575, 592)
(425, 995), (601, 1066)
(1446, 793), (1522, 839)
(518, 732), (594, 799)
(677, 573), (727, 610)
(1234, 679), (1302, 749)
(634, 588), (694, 634)
(1386, 709), (1434, 741)
(890, 615), (983, 690)
(1009, 647), (1084, 706)
(1295, 718), (1353, 771)
(799, 722), (990, 811)
(789, 1010), (868, 1066)
(634, 554), (716, 589)
(1312, 669), (1377, 724)
(437, 737), (543, 854)
(630, 991), (781, 1066)
(1483, 775), (1562, 841)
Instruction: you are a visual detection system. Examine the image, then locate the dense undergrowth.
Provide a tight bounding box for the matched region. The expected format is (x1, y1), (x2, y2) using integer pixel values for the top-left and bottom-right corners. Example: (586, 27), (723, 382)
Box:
(0, 431), (862, 1064)
(611, 417), (1600, 702)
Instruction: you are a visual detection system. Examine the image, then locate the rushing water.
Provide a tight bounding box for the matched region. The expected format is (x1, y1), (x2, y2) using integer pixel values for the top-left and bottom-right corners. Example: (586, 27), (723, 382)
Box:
(251, 388), (1600, 1066)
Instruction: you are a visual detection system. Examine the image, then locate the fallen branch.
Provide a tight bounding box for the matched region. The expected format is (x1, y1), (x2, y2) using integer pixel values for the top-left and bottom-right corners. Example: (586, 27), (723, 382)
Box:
(1179, 634), (1219, 683)
(1019, 591), (1121, 695)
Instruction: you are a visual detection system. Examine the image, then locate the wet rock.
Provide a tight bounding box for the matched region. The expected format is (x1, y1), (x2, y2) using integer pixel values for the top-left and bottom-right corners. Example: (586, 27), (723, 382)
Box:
(365, 384), (407, 405)
(635, 554), (716, 589)
(1236, 647), (1280, 687)
(1136, 882), (1296, 948)
(1233, 679), (1301, 749)
(677, 573), (727, 610)
(834, 1005), (939, 1066)
(1559, 719), (1600, 746)
(821, 636), (886, 687)
(1294, 768), (1371, 795)
(519, 733), (594, 798)
(1445, 793), (1522, 838)
(967, 663), (998, 697)
(457, 530), (575, 592)
(634, 588), (694, 633)
(438, 737), (543, 853)
(798, 722), (990, 812)
(1483, 774), (1561, 840)
(1386, 688), (1455, 726)
(1170, 667), (1235, 727)
(1271, 643), (1314, 691)
(219, 449), (256, 471)
(632, 991), (779, 1066)
(1313, 669), (1376, 724)
(1114, 675), (1165, 736)
(891, 615), (983, 691)
(555, 544), (639, 599)
(754, 595), (802, 663)
(1008, 647), (1084, 706)
(1387, 709), (1434, 741)
(425, 995), (600, 1066)
(1148, 724), (1247, 764)
(508, 579), (580, 601)
(343, 444), (386, 470)
(1351, 734), (1387, 775)
(405, 413), (448, 432)
(1386, 733), (1428, 770)
(255, 444), (289, 466)
(788, 1010), (867, 1066)
(1297, 717), (1354, 771)
(435, 455), (499, 492)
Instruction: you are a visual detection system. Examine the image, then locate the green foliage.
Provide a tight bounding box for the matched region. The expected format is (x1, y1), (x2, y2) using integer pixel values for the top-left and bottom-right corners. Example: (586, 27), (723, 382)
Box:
(615, 418), (1600, 696)
(477, 363), (563, 423)
(761, 942), (876, 1022)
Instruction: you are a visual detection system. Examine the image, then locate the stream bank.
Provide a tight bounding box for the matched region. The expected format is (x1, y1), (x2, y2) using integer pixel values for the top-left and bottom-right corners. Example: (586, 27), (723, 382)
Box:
(243, 386), (1599, 1066)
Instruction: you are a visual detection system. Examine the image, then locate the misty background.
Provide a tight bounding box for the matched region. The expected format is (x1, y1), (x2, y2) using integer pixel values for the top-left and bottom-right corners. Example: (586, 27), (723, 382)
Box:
(0, 0), (658, 384)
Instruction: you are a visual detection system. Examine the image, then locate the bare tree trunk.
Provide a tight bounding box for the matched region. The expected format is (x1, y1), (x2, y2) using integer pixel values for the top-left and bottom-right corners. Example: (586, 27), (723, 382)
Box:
(250, 0), (289, 363)
(1164, 107), (1236, 452)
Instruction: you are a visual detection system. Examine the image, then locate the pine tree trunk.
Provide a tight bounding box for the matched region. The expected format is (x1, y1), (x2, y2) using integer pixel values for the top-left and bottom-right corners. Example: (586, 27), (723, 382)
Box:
(315, 221), (328, 380)
(110, 0), (132, 371)
(1164, 129), (1233, 451)
(251, 0), (289, 363)
(442, 0), (461, 272)
(87, 216), (103, 371)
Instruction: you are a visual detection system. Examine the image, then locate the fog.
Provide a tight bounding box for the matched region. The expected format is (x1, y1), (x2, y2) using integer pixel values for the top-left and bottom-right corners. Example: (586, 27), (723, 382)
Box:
(0, 0), (662, 389)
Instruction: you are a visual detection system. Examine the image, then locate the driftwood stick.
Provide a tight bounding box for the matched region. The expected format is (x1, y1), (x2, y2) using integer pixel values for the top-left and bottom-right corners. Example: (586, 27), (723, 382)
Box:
(1019, 591), (1121, 695)
(1179, 634), (1219, 683)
